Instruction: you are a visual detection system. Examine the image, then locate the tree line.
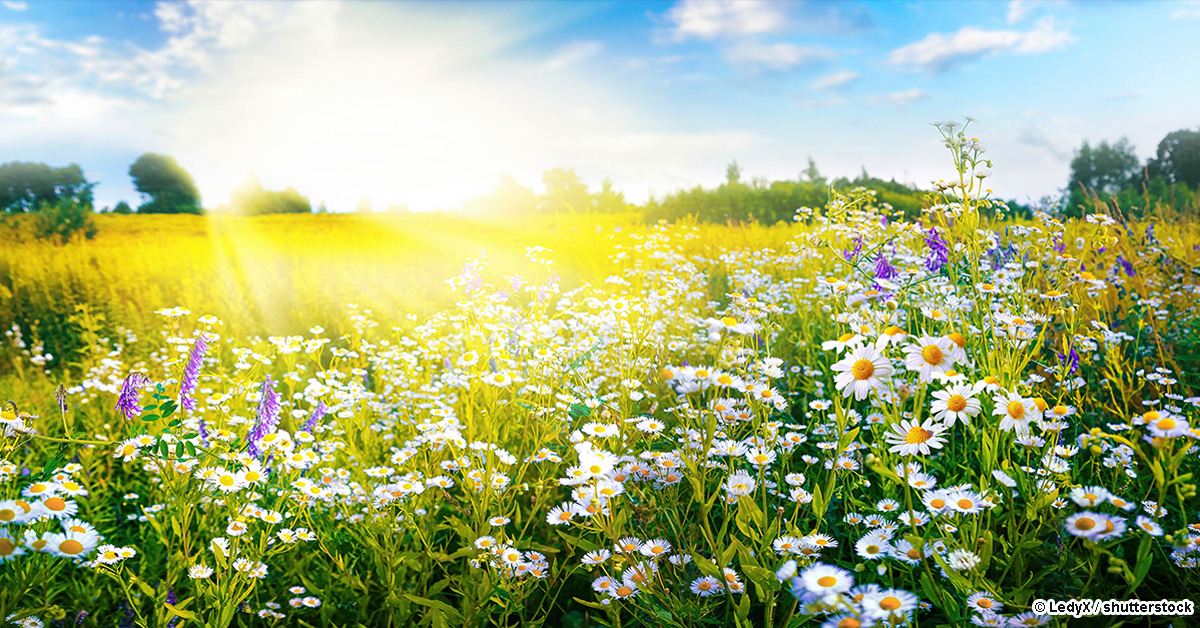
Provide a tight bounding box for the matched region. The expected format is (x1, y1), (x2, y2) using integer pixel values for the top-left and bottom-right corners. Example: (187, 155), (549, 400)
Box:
(4, 126), (1197, 242)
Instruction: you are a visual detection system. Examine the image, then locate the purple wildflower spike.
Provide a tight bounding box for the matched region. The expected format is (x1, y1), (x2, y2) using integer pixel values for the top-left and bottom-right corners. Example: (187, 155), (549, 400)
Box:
(247, 375), (281, 458)
(115, 373), (149, 420)
(180, 335), (208, 414)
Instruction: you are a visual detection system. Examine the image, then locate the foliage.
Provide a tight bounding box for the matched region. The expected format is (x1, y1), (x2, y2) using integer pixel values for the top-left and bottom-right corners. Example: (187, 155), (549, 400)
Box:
(129, 153), (202, 215)
(32, 197), (98, 245)
(1148, 129), (1200, 190)
(0, 161), (93, 214)
(217, 175), (311, 215)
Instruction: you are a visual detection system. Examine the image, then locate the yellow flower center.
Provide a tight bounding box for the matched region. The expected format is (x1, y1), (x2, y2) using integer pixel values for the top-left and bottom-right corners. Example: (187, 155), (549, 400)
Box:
(45, 497), (66, 511)
(907, 548), (921, 559)
(838, 332), (855, 342)
(922, 345), (944, 365)
(852, 359), (875, 380)
(1075, 517), (1095, 531)
(0, 509), (14, 522)
(1157, 418), (1176, 431)
(1007, 401), (1025, 419)
(930, 499), (945, 509)
(879, 596), (902, 611)
(906, 426), (933, 444)
(957, 499), (973, 509)
(219, 476), (235, 487)
(0, 539), (14, 555)
(838, 619), (862, 628)
(59, 539), (84, 555)
(979, 599), (993, 609)
(947, 395), (967, 412)
(817, 576), (836, 587)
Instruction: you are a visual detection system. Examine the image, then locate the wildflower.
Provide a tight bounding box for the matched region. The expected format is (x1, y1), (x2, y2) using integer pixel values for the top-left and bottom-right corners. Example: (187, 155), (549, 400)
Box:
(690, 576), (723, 597)
(180, 335), (208, 413)
(930, 384), (981, 426)
(993, 391), (1039, 436)
(247, 376), (281, 458)
(581, 549), (610, 565)
(885, 418), (946, 456)
(1064, 511), (1109, 539)
(947, 549), (980, 570)
(115, 373), (149, 420)
(798, 563), (854, 595)
(905, 336), (956, 382)
(639, 539), (672, 558)
(861, 589), (920, 620)
(1134, 516), (1163, 536)
(832, 344), (893, 401)
(966, 591), (1003, 614)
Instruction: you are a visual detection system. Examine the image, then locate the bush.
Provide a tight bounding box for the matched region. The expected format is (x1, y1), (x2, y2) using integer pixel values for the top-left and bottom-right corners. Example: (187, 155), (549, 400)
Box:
(33, 197), (97, 244)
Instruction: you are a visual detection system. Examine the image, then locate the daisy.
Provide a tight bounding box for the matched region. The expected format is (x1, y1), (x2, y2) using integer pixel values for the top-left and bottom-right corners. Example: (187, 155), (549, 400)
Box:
(885, 418), (946, 456)
(822, 333), (865, 352)
(614, 537), (643, 555)
(1135, 515), (1163, 536)
(773, 536), (803, 555)
(964, 592), (1003, 614)
(799, 563), (854, 595)
(0, 529), (26, 562)
(1064, 511), (1109, 538)
(855, 532), (892, 561)
(46, 528), (98, 558)
(930, 385), (981, 426)
(905, 336), (956, 382)
(582, 549), (611, 565)
(639, 539), (672, 559)
(1067, 486), (1109, 508)
(832, 344), (893, 401)
(690, 576), (723, 597)
(947, 549), (980, 570)
(993, 391), (1040, 436)
(860, 589), (920, 620)
(1147, 414), (1189, 438)
(545, 505), (576, 526)
(947, 490), (986, 514)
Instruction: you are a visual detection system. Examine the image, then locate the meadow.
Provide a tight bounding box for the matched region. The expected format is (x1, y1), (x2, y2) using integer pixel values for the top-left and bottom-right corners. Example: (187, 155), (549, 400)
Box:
(3, 123), (1200, 628)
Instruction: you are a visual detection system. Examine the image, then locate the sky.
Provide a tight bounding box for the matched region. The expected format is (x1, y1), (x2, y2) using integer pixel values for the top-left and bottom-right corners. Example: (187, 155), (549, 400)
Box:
(1, 0), (1198, 212)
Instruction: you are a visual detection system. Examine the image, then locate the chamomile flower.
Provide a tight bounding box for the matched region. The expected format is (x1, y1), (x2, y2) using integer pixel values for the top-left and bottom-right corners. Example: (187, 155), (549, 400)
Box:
(832, 344), (894, 401)
(930, 385), (981, 426)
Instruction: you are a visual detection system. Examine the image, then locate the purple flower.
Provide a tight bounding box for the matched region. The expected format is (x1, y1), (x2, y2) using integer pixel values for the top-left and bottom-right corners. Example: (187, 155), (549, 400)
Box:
(873, 254), (896, 280)
(923, 227), (950, 274)
(54, 385), (68, 415)
(180, 335), (208, 414)
(115, 373), (149, 420)
(247, 375), (281, 458)
(302, 401), (327, 433)
(1058, 342), (1080, 376)
(843, 235), (864, 261)
(1116, 256), (1136, 277)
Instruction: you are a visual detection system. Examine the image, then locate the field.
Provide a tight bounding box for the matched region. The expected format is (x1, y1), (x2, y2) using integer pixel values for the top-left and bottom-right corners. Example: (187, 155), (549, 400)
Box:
(4, 130), (1200, 628)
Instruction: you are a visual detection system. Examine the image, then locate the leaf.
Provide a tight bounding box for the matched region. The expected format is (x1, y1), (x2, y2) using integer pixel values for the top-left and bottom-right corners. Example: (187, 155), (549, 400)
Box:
(692, 553), (724, 581)
(402, 594), (463, 624)
(164, 603), (196, 621)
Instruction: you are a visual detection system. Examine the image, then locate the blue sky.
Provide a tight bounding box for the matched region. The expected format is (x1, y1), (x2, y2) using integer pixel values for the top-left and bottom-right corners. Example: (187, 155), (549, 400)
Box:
(1, 0), (1197, 212)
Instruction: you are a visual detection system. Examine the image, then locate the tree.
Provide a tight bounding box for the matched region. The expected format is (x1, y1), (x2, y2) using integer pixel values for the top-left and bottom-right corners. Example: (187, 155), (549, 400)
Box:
(0, 161), (93, 213)
(129, 153), (201, 214)
(225, 175), (311, 215)
(538, 168), (592, 214)
(112, 201), (133, 214)
(595, 178), (630, 213)
(725, 160), (742, 186)
(1148, 129), (1200, 190)
(1069, 138), (1140, 196)
(34, 197), (97, 244)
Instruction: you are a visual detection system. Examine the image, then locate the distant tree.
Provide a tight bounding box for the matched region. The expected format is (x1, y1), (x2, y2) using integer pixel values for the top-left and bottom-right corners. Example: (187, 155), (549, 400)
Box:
(0, 161), (93, 213)
(1069, 138), (1140, 196)
(1148, 129), (1200, 190)
(112, 201), (133, 215)
(802, 157), (824, 185)
(725, 160), (742, 186)
(595, 178), (630, 213)
(226, 175), (311, 215)
(316, 201), (328, 214)
(129, 153), (201, 214)
(385, 203), (411, 214)
(538, 168), (592, 214)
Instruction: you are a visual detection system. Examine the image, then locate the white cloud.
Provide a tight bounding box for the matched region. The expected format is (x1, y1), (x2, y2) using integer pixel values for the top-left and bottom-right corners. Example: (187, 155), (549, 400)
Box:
(1173, 0), (1200, 18)
(811, 70), (858, 90)
(724, 41), (831, 71)
(541, 40), (603, 71)
(1007, 0), (1034, 24)
(865, 89), (929, 106)
(2, 1), (27, 10)
(888, 17), (1073, 73)
(663, 0), (785, 41)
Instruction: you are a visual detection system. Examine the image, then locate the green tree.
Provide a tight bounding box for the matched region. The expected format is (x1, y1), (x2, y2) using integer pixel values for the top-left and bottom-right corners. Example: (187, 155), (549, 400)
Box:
(538, 168), (592, 214)
(112, 201), (133, 215)
(129, 153), (201, 214)
(1069, 138), (1140, 195)
(595, 178), (630, 213)
(1148, 129), (1200, 190)
(0, 161), (93, 213)
(226, 175), (311, 215)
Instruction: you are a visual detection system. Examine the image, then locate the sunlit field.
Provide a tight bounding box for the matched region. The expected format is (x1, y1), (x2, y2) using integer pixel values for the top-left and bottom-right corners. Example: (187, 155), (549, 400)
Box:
(5, 123), (1200, 628)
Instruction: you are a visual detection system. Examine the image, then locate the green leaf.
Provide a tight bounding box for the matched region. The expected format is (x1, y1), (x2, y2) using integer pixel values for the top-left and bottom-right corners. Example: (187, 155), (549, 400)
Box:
(402, 594), (463, 623)
(164, 603), (196, 621)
